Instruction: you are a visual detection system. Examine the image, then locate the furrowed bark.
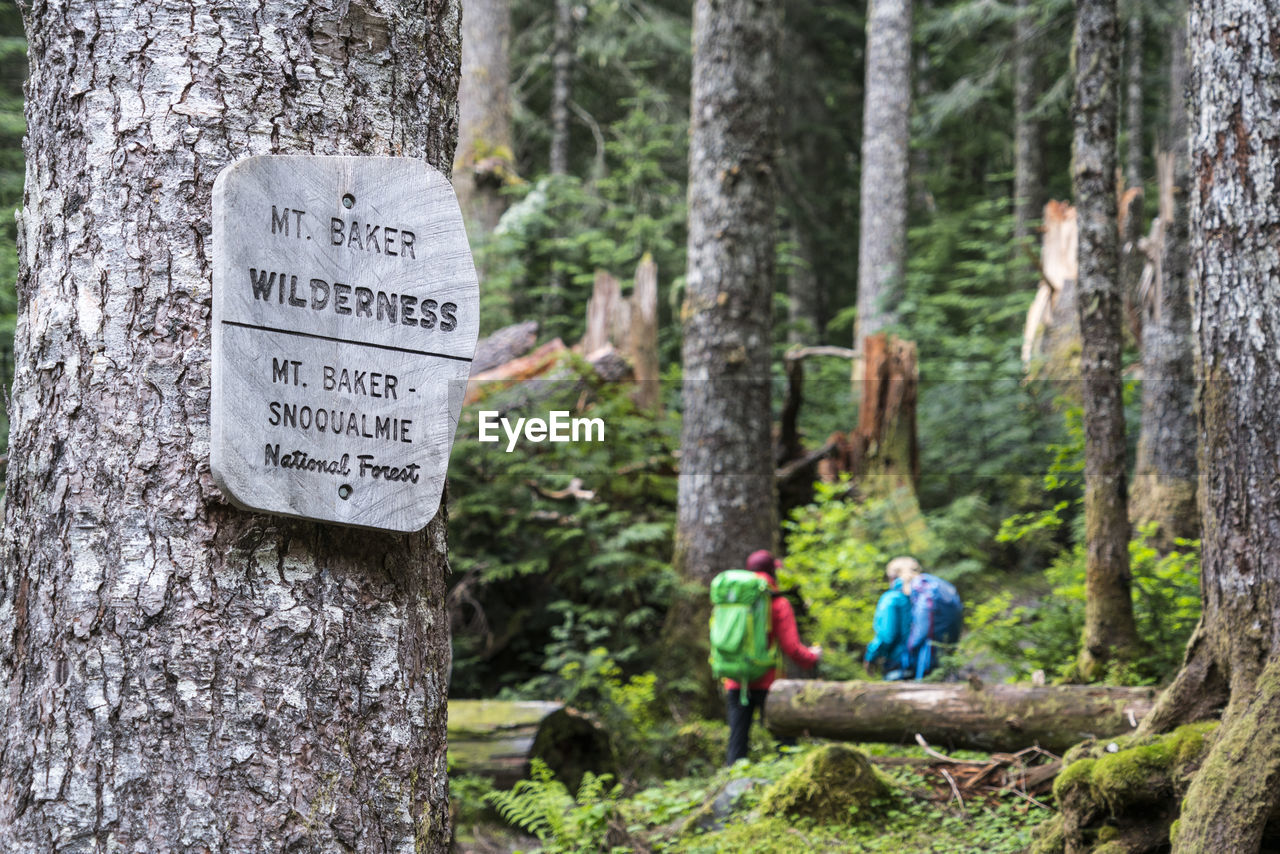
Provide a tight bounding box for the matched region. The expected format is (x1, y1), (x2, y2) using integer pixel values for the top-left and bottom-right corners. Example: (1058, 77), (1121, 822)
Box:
(1166, 0), (1280, 847)
(1072, 0), (1142, 679)
(0, 1), (460, 850)
(856, 0), (912, 347)
(674, 0), (781, 582)
(766, 680), (1156, 754)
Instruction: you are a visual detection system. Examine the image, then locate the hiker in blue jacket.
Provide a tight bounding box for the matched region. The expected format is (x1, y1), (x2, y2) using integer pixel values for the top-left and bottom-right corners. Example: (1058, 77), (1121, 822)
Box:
(864, 577), (912, 680)
(867, 556), (963, 679)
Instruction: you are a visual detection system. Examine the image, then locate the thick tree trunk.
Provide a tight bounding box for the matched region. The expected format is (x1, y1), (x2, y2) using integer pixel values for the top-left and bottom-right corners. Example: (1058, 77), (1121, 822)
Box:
(855, 0), (912, 347)
(455, 0), (513, 236)
(1013, 0), (1044, 252)
(1072, 0), (1142, 679)
(674, 0), (781, 583)
(0, 2), (459, 850)
(1159, 0), (1280, 849)
(1130, 20), (1196, 549)
(766, 680), (1156, 754)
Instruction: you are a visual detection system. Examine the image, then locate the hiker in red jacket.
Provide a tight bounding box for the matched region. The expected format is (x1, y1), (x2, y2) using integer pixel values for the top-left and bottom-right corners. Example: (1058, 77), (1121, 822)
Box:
(724, 549), (821, 764)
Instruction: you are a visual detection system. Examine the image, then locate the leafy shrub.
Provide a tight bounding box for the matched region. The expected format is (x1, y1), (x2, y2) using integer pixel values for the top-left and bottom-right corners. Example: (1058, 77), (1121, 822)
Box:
(958, 528), (1201, 684)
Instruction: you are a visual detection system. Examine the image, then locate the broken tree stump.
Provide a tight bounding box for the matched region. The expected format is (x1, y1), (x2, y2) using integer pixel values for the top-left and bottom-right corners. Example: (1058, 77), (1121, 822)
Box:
(765, 679), (1157, 754)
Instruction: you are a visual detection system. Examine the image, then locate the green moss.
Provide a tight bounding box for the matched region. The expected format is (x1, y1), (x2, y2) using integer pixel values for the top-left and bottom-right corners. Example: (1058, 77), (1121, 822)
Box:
(1053, 757), (1096, 800)
(758, 745), (892, 823)
(1095, 824), (1120, 842)
(1028, 816), (1066, 854)
(1089, 721), (1217, 813)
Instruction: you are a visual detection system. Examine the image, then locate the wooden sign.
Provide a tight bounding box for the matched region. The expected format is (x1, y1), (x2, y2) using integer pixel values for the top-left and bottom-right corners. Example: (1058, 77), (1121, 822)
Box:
(211, 155), (479, 532)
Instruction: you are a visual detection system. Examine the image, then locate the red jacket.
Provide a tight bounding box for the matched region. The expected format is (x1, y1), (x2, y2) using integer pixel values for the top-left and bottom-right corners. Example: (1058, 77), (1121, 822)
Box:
(724, 571), (819, 691)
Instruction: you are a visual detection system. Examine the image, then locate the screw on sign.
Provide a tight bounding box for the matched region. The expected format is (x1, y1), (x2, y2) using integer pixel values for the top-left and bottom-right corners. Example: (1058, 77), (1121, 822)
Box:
(211, 156), (480, 532)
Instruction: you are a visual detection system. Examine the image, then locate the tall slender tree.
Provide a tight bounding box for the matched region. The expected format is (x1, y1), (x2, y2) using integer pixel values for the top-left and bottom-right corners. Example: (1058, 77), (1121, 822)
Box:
(675, 0), (781, 583)
(549, 0), (576, 178)
(455, 0), (513, 237)
(0, 1), (458, 849)
(1013, 0), (1044, 252)
(1138, 1), (1280, 848)
(856, 0), (912, 347)
(1072, 0), (1142, 678)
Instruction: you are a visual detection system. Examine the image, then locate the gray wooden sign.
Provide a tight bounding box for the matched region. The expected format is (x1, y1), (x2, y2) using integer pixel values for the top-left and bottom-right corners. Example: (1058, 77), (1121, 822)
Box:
(211, 155), (479, 532)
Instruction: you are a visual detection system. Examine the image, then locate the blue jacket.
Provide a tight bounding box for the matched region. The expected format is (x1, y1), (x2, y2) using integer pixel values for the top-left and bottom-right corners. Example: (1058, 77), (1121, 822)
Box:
(865, 579), (912, 670)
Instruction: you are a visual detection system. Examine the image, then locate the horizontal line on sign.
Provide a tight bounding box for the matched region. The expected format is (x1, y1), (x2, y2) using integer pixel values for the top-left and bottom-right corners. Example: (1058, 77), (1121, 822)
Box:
(221, 320), (474, 363)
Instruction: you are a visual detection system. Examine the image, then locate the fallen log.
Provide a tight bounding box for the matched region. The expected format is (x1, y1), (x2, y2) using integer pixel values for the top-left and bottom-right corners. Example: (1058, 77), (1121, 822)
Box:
(448, 699), (614, 791)
(765, 679), (1157, 754)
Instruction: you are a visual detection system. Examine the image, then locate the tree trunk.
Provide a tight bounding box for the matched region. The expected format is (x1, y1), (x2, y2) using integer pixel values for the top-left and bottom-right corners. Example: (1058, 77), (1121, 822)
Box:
(1072, 0), (1142, 679)
(1013, 0), (1044, 253)
(787, 224), (823, 345)
(0, 2), (458, 850)
(856, 0), (912, 347)
(674, 0), (781, 583)
(765, 680), (1156, 754)
(1124, 6), (1144, 193)
(455, 0), (513, 236)
(1150, 0), (1280, 848)
(1129, 18), (1197, 550)
(549, 0), (575, 178)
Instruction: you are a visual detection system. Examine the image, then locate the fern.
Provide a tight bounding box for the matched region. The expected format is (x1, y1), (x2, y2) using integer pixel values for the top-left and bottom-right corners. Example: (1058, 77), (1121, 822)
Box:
(484, 759), (621, 853)
(485, 759), (573, 844)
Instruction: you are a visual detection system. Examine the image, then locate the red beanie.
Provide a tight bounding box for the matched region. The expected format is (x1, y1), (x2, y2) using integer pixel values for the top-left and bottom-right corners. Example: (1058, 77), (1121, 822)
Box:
(746, 549), (779, 576)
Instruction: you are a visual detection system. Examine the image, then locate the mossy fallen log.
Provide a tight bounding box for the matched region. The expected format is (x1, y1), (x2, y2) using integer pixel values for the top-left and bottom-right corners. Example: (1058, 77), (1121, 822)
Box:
(448, 699), (614, 791)
(765, 679), (1157, 754)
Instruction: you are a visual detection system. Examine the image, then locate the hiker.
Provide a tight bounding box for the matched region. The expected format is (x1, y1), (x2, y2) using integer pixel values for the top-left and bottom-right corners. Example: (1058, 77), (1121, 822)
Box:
(888, 556), (964, 679)
(710, 549), (821, 765)
(863, 572), (913, 680)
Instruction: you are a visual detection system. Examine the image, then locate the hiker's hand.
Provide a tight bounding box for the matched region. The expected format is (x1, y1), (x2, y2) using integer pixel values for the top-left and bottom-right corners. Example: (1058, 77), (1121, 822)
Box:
(810, 645), (822, 659)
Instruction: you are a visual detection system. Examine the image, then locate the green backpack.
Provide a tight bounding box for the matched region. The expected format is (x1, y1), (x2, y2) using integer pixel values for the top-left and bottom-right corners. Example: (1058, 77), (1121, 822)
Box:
(709, 570), (776, 703)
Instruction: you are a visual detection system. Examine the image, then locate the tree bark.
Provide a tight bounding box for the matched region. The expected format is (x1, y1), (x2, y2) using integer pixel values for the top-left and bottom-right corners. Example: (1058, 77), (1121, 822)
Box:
(765, 680), (1156, 754)
(549, 0), (575, 178)
(674, 0), (781, 583)
(455, 0), (513, 236)
(1072, 0), (1142, 679)
(856, 0), (912, 347)
(1130, 18), (1197, 549)
(787, 224), (823, 345)
(1013, 0), (1044, 252)
(1158, 0), (1280, 848)
(0, 2), (459, 850)
(1124, 6), (1144, 193)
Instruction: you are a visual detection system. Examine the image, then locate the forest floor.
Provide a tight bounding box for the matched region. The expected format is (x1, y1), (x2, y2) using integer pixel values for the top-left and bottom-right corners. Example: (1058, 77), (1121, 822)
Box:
(452, 739), (1056, 853)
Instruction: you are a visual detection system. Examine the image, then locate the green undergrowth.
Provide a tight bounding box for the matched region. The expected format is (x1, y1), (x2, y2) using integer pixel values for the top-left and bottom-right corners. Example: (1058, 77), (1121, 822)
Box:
(454, 740), (1055, 853)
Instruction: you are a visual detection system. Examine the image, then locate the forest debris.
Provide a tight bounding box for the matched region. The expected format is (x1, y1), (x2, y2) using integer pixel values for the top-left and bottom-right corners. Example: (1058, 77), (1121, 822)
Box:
(1022, 200), (1080, 372)
(471, 320), (540, 374)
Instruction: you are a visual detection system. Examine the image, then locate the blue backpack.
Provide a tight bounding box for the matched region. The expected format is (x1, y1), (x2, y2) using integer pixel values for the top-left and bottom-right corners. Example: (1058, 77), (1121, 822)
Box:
(865, 580), (911, 678)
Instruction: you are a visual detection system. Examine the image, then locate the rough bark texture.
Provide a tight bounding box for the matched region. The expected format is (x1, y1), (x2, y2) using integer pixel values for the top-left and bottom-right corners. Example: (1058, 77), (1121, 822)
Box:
(0, 1), (460, 850)
(1162, 0), (1280, 848)
(674, 0), (781, 583)
(1129, 20), (1197, 549)
(455, 0), (512, 236)
(1072, 0), (1142, 680)
(855, 0), (912, 347)
(1013, 0), (1044, 251)
(766, 680), (1156, 754)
